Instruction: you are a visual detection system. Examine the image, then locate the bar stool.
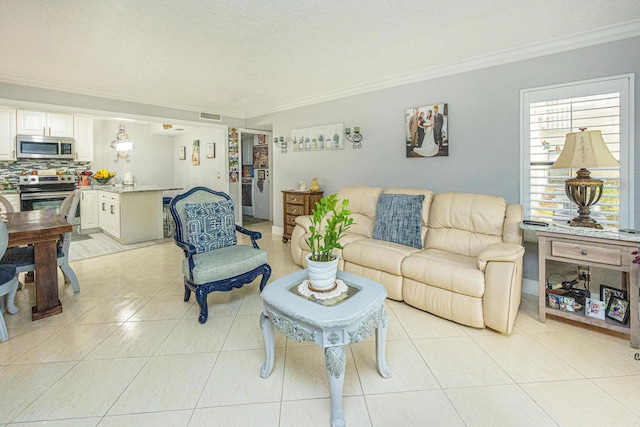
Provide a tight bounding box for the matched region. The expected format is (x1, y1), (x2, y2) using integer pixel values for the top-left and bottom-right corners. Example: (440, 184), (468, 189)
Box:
(163, 196), (175, 238)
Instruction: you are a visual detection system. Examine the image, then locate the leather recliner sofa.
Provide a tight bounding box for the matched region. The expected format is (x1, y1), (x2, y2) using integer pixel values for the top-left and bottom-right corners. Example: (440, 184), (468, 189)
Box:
(290, 186), (525, 334)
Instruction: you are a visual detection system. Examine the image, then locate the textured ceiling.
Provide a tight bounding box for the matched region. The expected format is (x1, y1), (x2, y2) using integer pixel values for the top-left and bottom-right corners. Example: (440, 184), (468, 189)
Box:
(0, 0), (639, 118)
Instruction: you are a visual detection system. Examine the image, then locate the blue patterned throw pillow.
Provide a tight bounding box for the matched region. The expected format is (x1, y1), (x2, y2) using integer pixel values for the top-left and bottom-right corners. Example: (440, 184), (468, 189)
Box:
(373, 194), (425, 249)
(184, 200), (237, 253)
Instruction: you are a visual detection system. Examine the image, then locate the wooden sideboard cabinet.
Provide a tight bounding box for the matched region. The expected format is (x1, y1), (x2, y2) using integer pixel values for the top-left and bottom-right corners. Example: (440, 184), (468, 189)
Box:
(282, 190), (323, 243)
(528, 226), (640, 348)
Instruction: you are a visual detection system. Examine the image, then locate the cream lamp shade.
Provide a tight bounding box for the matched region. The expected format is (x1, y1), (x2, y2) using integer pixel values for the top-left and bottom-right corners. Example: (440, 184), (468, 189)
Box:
(550, 129), (619, 229)
(551, 129), (619, 169)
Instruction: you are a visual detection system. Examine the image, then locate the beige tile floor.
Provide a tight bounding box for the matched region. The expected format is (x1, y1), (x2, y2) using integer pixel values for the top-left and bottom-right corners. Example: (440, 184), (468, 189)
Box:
(1, 222), (640, 426)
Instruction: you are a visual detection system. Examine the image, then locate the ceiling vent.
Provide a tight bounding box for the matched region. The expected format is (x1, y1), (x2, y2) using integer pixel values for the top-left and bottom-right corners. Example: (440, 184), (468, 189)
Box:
(200, 112), (222, 121)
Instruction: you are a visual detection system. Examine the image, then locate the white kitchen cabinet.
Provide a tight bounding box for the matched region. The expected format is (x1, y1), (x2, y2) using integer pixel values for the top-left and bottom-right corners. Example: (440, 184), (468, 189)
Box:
(17, 110), (74, 137)
(98, 191), (120, 239)
(73, 116), (94, 162)
(98, 190), (160, 244)
(0, 193), (20, 213)
(0, 107), (17, 161)
(80, 190), (99, 232)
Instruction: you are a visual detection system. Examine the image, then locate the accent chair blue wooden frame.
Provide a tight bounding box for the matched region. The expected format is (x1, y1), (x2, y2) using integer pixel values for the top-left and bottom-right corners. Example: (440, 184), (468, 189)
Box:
(170, 186), (271, 323)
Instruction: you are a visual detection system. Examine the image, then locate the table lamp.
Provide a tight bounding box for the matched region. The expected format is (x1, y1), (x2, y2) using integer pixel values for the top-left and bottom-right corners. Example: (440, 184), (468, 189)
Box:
(550, 128), (619, 229)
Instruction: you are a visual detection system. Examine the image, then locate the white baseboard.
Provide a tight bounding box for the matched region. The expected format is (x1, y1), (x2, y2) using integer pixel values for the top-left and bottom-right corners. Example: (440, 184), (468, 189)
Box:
(272, 225), (283, 236)
(522, 278), (538, 296)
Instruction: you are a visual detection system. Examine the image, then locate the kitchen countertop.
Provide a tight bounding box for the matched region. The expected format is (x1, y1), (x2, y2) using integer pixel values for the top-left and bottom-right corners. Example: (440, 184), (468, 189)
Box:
(78, 185), (183, 194)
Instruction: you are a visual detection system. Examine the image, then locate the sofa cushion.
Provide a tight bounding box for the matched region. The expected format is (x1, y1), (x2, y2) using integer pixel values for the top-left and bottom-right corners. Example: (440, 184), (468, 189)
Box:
(427, 192), (506, 257)
(373, 194), (425, 249)
(184, 200), (237, 253)
(337, 186), (382, 237)
(342, 238), (420, 275)
(402, 248), (485, 298)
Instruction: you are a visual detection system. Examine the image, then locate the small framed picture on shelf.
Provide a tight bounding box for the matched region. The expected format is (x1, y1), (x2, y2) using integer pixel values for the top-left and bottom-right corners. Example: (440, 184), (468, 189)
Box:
(605, 295), (630, 324)
(585, 297), (606, 320)
(599, 285), (627, 308)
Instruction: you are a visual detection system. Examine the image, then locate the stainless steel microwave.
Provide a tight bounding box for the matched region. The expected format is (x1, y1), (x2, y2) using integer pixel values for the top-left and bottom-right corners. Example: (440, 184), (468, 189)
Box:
(16, 135), (75, 160)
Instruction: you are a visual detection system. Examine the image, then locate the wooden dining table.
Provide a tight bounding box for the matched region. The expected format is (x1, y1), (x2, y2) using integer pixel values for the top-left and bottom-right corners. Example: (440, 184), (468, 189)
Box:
(5, 210), (72, 320)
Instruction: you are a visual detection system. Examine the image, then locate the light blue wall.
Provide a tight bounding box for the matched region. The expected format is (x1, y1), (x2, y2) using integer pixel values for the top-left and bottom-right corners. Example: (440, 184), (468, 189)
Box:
(247, 37), (640, 232)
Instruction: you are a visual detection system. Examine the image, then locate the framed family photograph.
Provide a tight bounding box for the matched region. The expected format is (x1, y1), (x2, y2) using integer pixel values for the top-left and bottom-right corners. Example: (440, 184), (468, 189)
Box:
(406, 103), (448, 158)
(599, 285), (627, 308)
(606, 296), (630, 324)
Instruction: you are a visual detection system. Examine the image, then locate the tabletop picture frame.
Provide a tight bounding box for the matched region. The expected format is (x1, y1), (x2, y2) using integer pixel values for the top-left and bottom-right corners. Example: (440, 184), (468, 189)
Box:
(599, 285), (627, 309)
(585, 297), (606, 320)
(605, 295), (630, 324)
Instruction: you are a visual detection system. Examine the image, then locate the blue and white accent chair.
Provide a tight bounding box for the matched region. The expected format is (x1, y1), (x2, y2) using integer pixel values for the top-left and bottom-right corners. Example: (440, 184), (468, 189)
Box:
(170, 187), (271, 324)
(1, 190), (81, 293)
(0, 220), (19, 342)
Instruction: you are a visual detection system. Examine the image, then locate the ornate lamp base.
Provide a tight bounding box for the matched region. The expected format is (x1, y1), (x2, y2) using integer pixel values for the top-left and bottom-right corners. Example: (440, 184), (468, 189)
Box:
(565, 168), (605, 229)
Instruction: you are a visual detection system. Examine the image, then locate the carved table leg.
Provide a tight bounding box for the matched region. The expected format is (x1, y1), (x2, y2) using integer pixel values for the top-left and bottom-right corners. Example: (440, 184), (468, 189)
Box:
(260, 312), (275, 378)
(325, 345), (346, 427)
(376, 313), (390, 378)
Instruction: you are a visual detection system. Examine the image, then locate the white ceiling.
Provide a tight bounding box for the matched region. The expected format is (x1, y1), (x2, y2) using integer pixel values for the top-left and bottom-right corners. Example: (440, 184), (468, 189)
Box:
(1, 0), (639, 119)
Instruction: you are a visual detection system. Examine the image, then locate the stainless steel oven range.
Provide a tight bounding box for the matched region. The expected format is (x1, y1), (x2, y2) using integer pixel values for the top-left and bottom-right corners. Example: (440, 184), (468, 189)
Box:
(19, 170), (79, 230)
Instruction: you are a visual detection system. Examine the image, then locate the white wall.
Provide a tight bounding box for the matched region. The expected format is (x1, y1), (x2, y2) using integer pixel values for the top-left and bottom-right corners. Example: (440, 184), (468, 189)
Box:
(93, 119), (174, 187)
(172, 126), (228, 197)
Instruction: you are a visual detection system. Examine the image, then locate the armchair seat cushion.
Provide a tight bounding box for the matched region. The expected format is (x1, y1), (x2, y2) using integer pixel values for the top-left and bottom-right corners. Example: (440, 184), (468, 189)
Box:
(184, 245), (268, 284)
(402, 249), (485, 298)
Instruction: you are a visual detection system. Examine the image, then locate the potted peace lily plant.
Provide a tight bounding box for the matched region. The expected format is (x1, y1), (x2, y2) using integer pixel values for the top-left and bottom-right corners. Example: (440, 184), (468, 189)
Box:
(304, 193), (354, 291)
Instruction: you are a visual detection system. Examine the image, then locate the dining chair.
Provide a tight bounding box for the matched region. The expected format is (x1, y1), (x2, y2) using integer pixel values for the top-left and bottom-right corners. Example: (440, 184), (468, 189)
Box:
(0, 195), (14, 214)
(170, 186), (271, 324)
(0, 220), (19, 342)
(0, 190), (81, 293)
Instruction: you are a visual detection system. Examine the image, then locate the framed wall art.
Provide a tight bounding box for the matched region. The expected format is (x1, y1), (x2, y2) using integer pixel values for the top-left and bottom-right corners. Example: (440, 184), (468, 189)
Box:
(192, 140), (200, 166)
(291, 123), (344, 151)
(229, 128), (239, 182)
(206, 142), (215, 158)
(406, 103), (448, 158)
(253, 145), (269, 168)
(178, 146), (186, 160)
(258, 169), (266, 180)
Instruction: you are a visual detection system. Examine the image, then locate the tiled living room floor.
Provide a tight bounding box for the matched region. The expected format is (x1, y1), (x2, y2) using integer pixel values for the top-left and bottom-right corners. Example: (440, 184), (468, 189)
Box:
(1, 221), (639, 426)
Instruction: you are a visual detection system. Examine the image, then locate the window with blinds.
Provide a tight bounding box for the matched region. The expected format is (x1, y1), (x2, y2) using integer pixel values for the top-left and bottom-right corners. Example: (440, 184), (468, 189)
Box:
(521, 75), (633, 231)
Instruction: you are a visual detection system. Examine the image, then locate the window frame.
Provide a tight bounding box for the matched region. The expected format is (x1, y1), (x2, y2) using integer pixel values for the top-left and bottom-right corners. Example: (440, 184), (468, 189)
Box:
(520, 74), (635, 230)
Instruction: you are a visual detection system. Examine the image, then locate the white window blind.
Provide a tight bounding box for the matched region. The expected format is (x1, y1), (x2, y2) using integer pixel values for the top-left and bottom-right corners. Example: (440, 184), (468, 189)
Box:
(521, 75), (634, 230)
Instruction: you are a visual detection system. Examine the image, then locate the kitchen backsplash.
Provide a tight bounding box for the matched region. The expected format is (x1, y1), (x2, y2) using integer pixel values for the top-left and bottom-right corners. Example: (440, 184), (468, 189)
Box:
(0, 160), (91, 187)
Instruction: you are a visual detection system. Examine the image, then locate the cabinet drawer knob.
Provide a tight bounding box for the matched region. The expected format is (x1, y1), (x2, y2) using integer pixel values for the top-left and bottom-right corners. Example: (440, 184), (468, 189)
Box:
(581, 250), (588, 256)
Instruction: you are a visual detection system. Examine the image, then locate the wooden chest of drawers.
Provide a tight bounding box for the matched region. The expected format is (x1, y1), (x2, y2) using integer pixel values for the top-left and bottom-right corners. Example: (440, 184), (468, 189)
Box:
(282, 190), (323, 243)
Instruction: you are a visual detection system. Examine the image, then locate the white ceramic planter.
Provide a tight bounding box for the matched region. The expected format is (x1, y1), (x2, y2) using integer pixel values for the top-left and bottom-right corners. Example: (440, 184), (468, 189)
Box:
(305, 253), (339, 291)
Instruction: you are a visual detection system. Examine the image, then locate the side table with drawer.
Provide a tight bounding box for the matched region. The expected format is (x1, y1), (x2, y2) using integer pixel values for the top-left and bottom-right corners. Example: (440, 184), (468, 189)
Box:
(524, 224), (640, 348)
(281, 190), (323, 243)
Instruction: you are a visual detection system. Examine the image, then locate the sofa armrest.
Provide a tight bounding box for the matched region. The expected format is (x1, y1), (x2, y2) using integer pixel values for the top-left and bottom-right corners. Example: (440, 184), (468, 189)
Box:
(477, 243), (524, 272)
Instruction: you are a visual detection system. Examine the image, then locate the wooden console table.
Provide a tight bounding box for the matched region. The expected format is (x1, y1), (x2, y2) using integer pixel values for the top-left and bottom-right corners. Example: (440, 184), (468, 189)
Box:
(281, 190), (323, 243)
(522, 223), (640, 348)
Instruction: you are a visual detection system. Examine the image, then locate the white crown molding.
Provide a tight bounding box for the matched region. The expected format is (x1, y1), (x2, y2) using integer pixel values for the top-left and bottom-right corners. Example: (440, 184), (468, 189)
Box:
(2, 20), (638, 120)
(245, 19), (640, 118)
(0, 72), (245, 119)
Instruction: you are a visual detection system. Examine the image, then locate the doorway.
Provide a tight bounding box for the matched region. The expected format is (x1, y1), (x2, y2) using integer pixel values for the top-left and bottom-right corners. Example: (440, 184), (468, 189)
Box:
(232, 129), (272, 226)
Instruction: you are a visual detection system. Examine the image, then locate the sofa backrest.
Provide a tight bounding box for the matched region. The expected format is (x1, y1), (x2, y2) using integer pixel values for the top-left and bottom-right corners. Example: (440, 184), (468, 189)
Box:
(426, 192), (509, 257)
(383, 188), (435, 245)
(337, 186), (382, 237)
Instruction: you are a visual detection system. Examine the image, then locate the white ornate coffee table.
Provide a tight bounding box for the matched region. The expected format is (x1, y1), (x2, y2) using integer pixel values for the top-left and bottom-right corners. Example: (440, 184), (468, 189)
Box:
(260, 269), (390, 427)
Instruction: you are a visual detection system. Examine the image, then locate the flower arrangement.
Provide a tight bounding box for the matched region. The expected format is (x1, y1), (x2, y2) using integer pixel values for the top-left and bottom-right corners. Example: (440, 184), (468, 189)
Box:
(93, 169), (115, 184)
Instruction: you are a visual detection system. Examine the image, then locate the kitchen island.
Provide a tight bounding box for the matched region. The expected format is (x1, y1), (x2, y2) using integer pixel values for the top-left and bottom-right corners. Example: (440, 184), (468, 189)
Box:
(80, 185), (182, 244)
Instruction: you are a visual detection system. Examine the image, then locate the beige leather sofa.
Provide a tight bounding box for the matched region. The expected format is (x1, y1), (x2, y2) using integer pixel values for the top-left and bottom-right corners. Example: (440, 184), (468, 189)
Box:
(290, 186), (524, 334)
